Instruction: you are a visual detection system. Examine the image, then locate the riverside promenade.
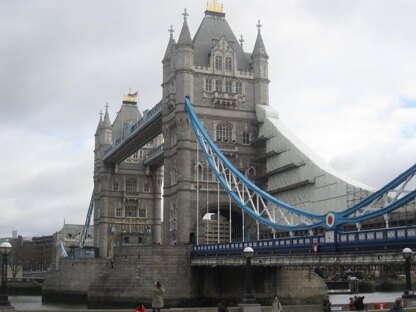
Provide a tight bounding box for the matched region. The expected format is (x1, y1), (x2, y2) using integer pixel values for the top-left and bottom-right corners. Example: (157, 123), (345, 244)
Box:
(2, 305), (416, 312)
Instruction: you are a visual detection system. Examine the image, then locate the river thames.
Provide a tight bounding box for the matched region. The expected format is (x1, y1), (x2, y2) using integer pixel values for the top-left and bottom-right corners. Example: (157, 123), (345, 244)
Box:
(9, 292), (406, 311)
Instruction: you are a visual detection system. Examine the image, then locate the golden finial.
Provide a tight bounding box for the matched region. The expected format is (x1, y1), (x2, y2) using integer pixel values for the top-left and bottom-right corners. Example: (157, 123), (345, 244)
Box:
(123, 89), (138, 103)
(207, 0), (224, 14)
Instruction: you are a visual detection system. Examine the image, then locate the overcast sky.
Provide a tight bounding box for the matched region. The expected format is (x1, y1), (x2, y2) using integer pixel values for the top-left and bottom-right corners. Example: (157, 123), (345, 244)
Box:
(0, 1), (415, 238)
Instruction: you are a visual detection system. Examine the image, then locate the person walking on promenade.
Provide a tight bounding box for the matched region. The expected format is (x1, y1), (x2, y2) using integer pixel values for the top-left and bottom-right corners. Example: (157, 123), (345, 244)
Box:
(389, 297), (404, 312)
(323, 295), (332, 312)
(217, 301), (228, 312)
(354, 296), (367, 311)
(348, 297), (356, 310)
(152, 281), (165, 312)
(272, 296), (282, 312)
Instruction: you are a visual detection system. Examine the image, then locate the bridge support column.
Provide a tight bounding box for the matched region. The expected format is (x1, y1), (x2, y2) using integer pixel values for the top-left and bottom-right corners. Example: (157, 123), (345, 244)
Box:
(275, 267), (327, 305)
(152, 169), (163, 244)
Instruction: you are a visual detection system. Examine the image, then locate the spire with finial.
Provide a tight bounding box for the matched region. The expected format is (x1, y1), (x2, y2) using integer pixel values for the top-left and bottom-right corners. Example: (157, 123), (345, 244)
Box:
(102, 102), (112, 129)
(256, 20), (262, 33)
(95, 109), (103, 135)
(163, 25), (177, 62)
(182, 8), (188, 21)
(169, 25), (174, 38)
(252, 19), (268, 58)
(177, 8), (192, 46)
(239, 34), (245, 48)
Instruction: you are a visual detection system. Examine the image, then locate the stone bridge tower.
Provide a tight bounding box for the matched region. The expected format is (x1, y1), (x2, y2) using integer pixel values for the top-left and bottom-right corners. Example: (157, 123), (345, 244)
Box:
(93, 94), (163, 257)
(162, 4), (269, 245)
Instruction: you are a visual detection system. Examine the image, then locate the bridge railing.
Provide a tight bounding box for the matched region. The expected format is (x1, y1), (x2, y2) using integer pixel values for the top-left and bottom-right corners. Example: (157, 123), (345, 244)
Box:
(338, 226), (416, 244)
(191, 225), (416, 258)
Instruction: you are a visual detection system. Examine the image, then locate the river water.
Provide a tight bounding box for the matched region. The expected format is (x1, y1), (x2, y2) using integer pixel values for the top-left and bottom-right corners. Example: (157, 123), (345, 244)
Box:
(9, 292), (405, 310)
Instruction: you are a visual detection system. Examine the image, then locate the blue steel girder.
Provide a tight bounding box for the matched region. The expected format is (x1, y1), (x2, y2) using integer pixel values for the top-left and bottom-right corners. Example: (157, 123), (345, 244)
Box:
(184, 96), (416, 231)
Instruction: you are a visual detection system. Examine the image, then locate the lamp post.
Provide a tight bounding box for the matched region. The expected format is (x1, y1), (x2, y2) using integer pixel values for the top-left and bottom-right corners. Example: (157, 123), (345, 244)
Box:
(0, 241), (12, 306)
(242, 246), (256, 304)
(402, 247), (415, 299)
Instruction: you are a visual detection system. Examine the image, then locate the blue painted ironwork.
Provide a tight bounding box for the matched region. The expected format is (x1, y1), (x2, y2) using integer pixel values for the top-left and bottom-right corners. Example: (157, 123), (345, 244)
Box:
(191, 225), (416, 258)
(185, 96), (416, 231)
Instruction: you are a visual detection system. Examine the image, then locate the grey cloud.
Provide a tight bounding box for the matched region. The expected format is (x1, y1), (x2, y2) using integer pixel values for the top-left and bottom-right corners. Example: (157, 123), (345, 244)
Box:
(1, 1), (415, 237)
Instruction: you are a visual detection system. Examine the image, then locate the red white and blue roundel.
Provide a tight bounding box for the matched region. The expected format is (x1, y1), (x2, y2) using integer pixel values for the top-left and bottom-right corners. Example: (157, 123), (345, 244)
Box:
(326, 212), (335, 228)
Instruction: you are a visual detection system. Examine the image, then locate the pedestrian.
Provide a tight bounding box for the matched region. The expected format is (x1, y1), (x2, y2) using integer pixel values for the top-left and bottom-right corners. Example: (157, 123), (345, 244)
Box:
(135, 303), (146, 312)
(152, 281), (165, 312)
(389, 297), (404, 312)
(135, 304), (141, 312)
(217, 301), (228, 312)
(323, 295), (332, 312)
(272, 296), (282, 312)
(354, 296), (367, 311)
(348, 297), (356, 310)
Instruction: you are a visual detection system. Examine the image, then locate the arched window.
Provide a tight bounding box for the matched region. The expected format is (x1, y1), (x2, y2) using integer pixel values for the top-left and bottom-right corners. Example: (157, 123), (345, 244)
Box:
(226, 81), (233, 93)
(215, 56), (222, 70)
(205, 163), (213, 181)
(195, 163), (204, 181)
(242, 132), (250, 145)
(216, 123), (232, 143)
(236, 82), (243, 95)
(245, 166), (256, 178)
(138, 201), (147, 218)
(125, 203), (137, 217)
(215, 79), (223, 92)
(225, 57), (232, 71)
(170, 168), (177, 185)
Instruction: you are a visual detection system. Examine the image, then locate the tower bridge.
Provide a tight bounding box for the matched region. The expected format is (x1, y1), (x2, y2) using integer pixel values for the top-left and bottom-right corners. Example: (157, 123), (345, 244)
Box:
(44, 2), (416, 308)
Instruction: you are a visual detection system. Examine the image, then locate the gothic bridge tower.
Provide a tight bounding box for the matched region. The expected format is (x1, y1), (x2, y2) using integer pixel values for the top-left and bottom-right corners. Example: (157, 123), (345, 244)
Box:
(93, 93), (163, 257)
(162, 3), (269, 245)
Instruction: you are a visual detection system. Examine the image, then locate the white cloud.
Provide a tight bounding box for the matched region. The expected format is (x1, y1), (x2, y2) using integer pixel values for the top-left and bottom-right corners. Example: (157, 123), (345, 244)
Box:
(0, 0), (415, 238)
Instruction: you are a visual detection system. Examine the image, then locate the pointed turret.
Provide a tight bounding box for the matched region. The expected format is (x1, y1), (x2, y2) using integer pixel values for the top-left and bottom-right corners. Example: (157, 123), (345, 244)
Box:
(173, 8), (194, 100)
(163, 25), (176, 63)
(100, 103), (112, 146)
(252, 20), (269, 105)
(95, 110), (103, 149)
(163, 26), (177, 100)
(95, 110), (103, 136)
(112, 90), (140, 142)
(177, 9), (192, 47)
(192, 2), (250, 71)
(94, 110), (103, 161)
(102, 105), (112, 130)
(252, 20), (269, 59)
